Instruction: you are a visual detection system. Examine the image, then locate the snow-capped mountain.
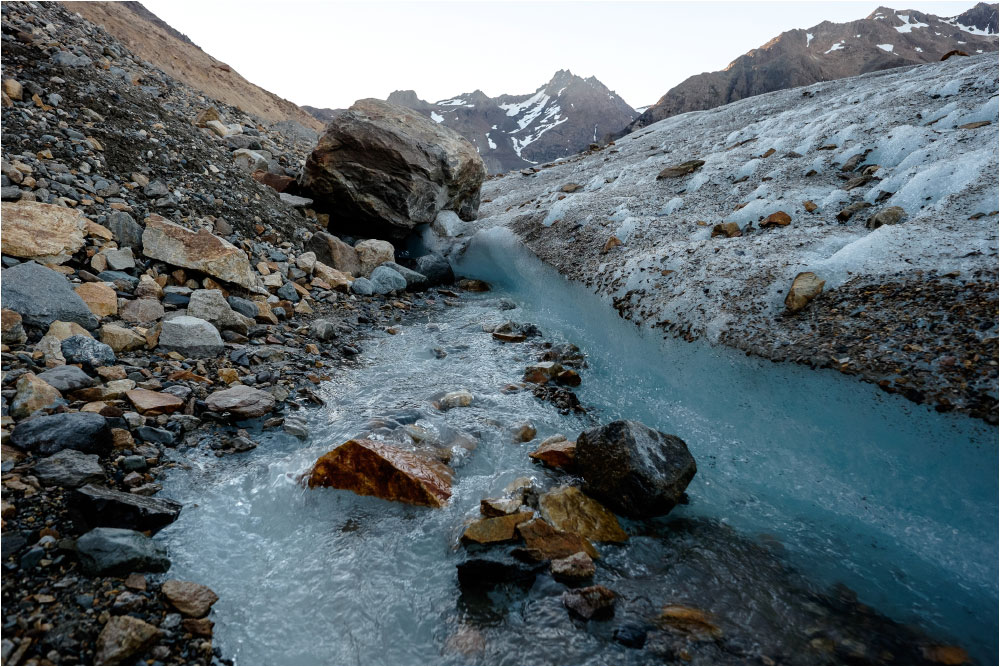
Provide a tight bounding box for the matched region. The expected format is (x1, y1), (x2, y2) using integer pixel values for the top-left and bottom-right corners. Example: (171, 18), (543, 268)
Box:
(626, 3), (999, 134)
(302, 71), (636, 174)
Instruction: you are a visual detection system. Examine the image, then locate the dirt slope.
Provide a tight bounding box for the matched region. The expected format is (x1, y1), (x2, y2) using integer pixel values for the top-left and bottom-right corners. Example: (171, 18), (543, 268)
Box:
(61, 1), (323, 132)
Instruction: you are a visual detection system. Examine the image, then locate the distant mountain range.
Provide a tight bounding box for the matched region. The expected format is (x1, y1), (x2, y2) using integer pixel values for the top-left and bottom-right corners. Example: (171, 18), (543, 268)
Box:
(626, 3), (999, 133)
(306, 71), (637, 174)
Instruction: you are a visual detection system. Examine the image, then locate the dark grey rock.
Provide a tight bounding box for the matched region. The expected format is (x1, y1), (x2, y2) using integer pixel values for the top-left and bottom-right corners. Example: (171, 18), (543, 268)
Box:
(227, 296), (259, 320)
(415, 254), (454, 286)
(74, 484), (181, 533)
(33, 449), (104, 488)
(76, 527), (170, 575)
(0, 261), (99, 330)
(96, 270), (138, 290)
(107, 211), (143, 249)
(10, 412), (111, 456)
(276, 282), (300, 303)
(61, 335), (116, 371)
(350, 277), (375, 296)
(136, 426), (175, 445)
(381, 262), (428, 290)
(575, 420), (696, 518)
(37, 366), (95, 393)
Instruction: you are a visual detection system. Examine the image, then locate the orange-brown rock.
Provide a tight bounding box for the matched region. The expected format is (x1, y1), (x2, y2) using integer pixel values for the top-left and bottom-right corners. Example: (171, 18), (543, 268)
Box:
(161, 580), (219, 618)
(308, 439), (452, 508)
(125, 388), (184, 416)
(803, 200), (818, 213)
(529, 435), (576, 470)
(760, 211), (792, 228)
(601, 235), (622, 253)
(252, 170), (296, 192)
(538, 486), (627, 543)
(658, 605), (723, 639)
(516, 517), (598, 560)
(461, 511), (534, 545)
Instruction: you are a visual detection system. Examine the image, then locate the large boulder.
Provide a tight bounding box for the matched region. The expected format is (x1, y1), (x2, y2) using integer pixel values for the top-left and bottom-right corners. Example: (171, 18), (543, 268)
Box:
(308, 438), (452, 508)
(9, 412), (112, 456)
(33, 449), (105, 488)
(158, 316), (224, 357)
(415, 254), (454, 286)
(76, 527), (170, 575)
(300, 99), (486, 239)
(74, 484), (182, 533)
(0, 201), (86, 264)
(141, 215), (255, 289)
(369, 265), (407, 294)
(1, 261), (99, 330)
(574, 420), (696, 518)
(306, 232), (362, 276)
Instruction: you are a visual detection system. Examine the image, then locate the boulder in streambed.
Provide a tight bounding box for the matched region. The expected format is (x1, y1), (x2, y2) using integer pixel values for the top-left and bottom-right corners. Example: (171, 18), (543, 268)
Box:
(300, 98), (486, 240)
(10, 412), (111, 456)
(574, 420), (696, 518)
(205, 385), (276, 418)
(76, 526), (170, 575)
(538, 486), (627, 543)
(308, 439), (452, 508)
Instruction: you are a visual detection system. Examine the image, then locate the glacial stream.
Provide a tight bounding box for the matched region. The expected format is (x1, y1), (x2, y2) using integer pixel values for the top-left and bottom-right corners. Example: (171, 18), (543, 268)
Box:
(156, 228), (998, 665)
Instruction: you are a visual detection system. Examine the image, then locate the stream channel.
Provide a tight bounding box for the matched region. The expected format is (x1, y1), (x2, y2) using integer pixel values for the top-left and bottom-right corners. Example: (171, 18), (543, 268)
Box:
(155, 228), (998, 665)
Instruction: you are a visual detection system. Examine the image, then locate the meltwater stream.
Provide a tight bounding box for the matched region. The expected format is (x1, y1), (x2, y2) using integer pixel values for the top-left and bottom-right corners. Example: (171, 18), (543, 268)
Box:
(156, 228), (998, 665)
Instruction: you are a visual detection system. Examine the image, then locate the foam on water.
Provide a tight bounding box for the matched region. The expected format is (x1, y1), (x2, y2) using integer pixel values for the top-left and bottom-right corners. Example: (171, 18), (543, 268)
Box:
(156, 229), (998, 664)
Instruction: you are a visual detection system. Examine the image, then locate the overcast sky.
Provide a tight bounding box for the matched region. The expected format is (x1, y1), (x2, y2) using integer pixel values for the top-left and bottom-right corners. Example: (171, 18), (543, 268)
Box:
(142, 0), (983, 109)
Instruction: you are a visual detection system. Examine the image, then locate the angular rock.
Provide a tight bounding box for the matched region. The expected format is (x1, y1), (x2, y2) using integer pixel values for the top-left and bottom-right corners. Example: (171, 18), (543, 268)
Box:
(158, 315), (224, 357)
(656, 160), (704, 179)
(308, 438), (452, 508)
(355, 239), (395, 277)
(711, 222), (741, 238)
(9, 412), (111, 455)
(62, 335), (116, 371)
(538, 486), (627, 543)
(784, 272), (825, 313)
(0, 200), (86, 263)
(33, 449), (104, 488)
(232, 148), (268, 172)
(760, 211), (791, 228)
(301, 98), (486, 239)
(306, 231), (362, 276)
(119, 298), (164, 324)
(74, 484), (182, 533)
(126, 389), (184, 415)
(312, 262), (353, 291)
(75, 282), (118, 318)
(102, 247), (135, 271)
(562, 585), (616, 620)
(461, 511), (535, 545)
(205, 385), (276, 418)
(1, 261), (99, 330)
(866, 206), (906, 230)
(10, 372), (62, 418)
(381, 262), (428, 291)
(94, 613), (162, 665)
(524, 361), (563, 384)
(227, 296), (259, 320)
(415, 254), (454, 286)
(530, 435), (576, 469)
(369, 265), (407, 294)
(516, 517), (598, 560)
(37, 365), (95, 392)
(160, 580), (219, 618)
(107, 211), (143, 249)
(836, 201), (872, 222)
(551, 551), (596, 582)
(187, 289), (253, 334)
(309, 318), (339, 342)
(1, 308), (27, 345)
(135, 275), (164, 300)
(100, 323), (147, 353)
(141, 215), (255, 289)
(575, 420), (696, 518)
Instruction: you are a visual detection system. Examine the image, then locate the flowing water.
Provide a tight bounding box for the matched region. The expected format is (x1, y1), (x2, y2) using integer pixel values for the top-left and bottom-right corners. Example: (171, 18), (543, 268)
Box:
(156, 228), (998, 665)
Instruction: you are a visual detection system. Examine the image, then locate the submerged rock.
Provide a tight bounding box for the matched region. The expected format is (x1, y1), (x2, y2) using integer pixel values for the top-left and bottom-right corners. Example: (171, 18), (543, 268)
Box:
(308, 439), (452, 508)
(538, 486), (627, 543)
(461, 511), (535, 545)
(300, 98), (486, 239)
(562, 585), (617, 619)
(575, 420), (696, 518)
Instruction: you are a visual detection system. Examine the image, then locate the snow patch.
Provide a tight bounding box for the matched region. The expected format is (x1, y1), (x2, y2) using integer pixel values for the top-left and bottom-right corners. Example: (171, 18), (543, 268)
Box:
(877, 43), (895, 53)
(825, 41), (845, 54)
(430, 111), (444, 124)
(806, 32), (814, 47)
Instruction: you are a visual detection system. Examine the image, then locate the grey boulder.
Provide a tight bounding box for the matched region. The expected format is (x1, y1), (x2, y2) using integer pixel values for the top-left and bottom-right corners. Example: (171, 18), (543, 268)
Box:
(381, 262), (429, 291)
(158, 316), (224, 357)
(33, 449), (105, 488)
(0, 261), (99, 330)
(76, 527), (170, 575)
(369, 266), (407, 294)
(10, 412), (111, 456)
(37, 365), (95, 393)
(350, 277), (375, 296)
(61, 335), (116, 371)
(415, 254), (454, 286)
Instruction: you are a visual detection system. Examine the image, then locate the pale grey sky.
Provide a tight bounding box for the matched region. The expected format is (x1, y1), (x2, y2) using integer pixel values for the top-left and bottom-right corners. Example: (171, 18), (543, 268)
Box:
(142, 0), (983, 109)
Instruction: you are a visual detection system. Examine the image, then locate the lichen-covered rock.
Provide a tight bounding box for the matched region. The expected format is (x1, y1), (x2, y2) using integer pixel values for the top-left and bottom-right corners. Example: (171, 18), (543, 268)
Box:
(308, 438), (452, 508)
(300, 99), (486, 239)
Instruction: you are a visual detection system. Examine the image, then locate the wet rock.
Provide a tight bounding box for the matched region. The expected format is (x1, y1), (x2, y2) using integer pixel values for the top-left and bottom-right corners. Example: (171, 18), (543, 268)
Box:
(656, 160), (704, 179)
(158, 315), (224, 357)
(9, 412), (111, 455)
(205, 385), (276, 418)
(306, 232), (362, 277)
(160, 580), (219, 618)
(613, 623), (649, 648)
(538, 486), (627, 543)
(119, 298), (164, 324)
(415, 254), (454, 286)
(529, 434), (576, 469)
(439, 390), (473, 409)
(803, 200), (818, 213)
(866, 206), (906, 230)
(523, 361), (563, 384)
(784, 272), (825, 313)
(657, 605), (723, 639)
(562, 585), (616, 619)
(512, 421), (536, 442)
(74, 484), (182, 533)
(10, 372), (62, 418)
(308, 438), (452, 508)
(456, 555), (543, 588)
(355, 239), (396, 277)
(0, 200), (86, 263)
(33, 449), (104, 487)
(551, 551), (596, 582)
(141, 214), (255, 289)
(188, 289), (253, 333)
(516, 517), (598, 560)
(37, 365), (95, 392)
(75, 282), (119, 319)
(1, 261), (99, 330)
(461, 511), (535, 545)
(300, 98), (486, 239)
(126, 389), (184, 416)
(575, 420), (696, 518)
(62, 335), (116, 371)
(76, 527), (170, 575)
(94, 614), (162, 665)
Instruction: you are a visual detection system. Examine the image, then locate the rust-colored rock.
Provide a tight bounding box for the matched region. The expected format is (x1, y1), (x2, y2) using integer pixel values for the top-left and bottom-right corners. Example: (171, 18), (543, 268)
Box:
(760, 211), (791, 228)
(601, 235), (622, 253)
(141, 214), (255, 289)
(75, 282), (118, 319)
(516, 517), (598, 560)
(658, 605), (723, 639)
(711, 222), (742, 238)
(656, 160), (704, 179)
(308, 439), (452, 508)
(1, 201), (87, 264)
(529, 435), (576, 470)
(538, 486), (627, 543)
(461, 511), (534, 545)
(784, 272), (825, 313)
(803, 200), (818, 213)
(94, 614), (161, 665)
(161, 579), (219, 618)
(252, 170), (295, 192)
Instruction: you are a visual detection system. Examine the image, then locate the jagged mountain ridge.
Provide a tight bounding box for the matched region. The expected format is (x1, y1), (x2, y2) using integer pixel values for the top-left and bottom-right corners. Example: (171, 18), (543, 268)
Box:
(308, 71), (637, 174)
(626, 3), (999, 133)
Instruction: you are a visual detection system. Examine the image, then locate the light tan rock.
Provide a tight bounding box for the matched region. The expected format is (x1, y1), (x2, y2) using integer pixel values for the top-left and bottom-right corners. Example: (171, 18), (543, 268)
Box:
(75, 282), (118, 319)
(10, 372), (62, 418)
(160, 580), (219, 618)
(126, 389), (184, 415)
(2, 78), (23, 101)
(135, 275), (164, 300)
(1, 201), (87, 264)
(461, 511), (535, 545)
(100, 324), (146, 353)
(141, 214), (255, 289)
(94, 615), (161, 665)
(205, 385), (275, 418)
(355, 239), (395, 277)
(46, 321), (92, 341)
(119, 299), (164, 324)
(1, 309), (27, 345)
(784, 272), (825, 313)
(313, 262), (352, 291)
